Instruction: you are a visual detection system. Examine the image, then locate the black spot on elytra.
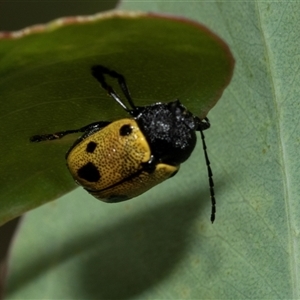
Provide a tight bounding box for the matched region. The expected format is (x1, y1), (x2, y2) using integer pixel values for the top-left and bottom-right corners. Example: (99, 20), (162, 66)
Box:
(78, 162), (100, 182)
(86, 141), (97, 153)
(119, 124), (132, 136)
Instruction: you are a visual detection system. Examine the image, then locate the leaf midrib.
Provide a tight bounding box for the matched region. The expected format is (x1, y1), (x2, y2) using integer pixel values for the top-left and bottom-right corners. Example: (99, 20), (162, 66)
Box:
(256, 2), (298, 297)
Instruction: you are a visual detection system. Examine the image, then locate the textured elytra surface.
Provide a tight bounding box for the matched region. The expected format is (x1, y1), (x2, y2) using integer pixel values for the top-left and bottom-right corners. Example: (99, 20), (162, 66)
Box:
(93, 162), (179, 201)
(95, 164), (179, 202)
(67, 119), (150, 191)
(67, 118), (179, 201)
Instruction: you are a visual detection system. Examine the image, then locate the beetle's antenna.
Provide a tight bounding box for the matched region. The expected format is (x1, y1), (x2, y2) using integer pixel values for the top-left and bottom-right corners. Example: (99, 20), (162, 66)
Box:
(199, 118), (216, 223)
(91, 65), (137, 113)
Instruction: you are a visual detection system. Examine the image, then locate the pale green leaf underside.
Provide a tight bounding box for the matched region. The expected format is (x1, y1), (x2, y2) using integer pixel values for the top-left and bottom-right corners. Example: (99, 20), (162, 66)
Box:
(6, 2), (300, 300)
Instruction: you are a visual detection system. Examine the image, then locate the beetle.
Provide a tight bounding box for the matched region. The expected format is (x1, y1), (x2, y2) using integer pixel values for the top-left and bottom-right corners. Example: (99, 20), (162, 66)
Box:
(30, 65), (216, 222)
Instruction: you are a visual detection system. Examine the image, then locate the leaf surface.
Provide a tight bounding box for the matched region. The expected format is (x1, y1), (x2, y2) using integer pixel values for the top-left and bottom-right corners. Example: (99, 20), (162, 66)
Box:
(0, 11), (233, 225)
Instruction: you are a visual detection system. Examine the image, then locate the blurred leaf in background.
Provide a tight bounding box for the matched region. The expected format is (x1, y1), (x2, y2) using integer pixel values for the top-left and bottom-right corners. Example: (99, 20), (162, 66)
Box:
(0, 0), (118, 31)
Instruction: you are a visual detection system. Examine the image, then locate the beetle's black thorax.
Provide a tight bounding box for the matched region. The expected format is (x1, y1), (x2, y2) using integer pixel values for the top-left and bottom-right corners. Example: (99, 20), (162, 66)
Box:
(133, 100), (197, 166)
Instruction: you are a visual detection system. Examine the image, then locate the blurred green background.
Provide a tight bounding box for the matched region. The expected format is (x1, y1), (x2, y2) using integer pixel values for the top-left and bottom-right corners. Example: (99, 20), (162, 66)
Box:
(0, 0), (118, 31)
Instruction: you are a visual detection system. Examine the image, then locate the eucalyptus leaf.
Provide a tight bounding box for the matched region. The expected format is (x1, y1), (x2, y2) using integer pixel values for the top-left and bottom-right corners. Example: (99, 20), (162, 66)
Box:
(3, 7), (240, 300)
(0, 11), (233, 225)
(118, 1), (300, 299)
(6, 1), (300, 299)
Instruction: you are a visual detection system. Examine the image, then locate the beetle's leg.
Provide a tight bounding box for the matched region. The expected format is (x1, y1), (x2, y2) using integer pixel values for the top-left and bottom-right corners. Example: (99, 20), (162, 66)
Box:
(91, 65), (136, 111)
(199, 125), (216, 223)
(30, 121), (110, 143)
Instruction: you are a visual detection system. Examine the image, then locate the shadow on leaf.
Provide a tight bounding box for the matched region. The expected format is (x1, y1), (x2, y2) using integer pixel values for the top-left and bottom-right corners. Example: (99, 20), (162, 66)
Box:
(7, 183), (219, 299)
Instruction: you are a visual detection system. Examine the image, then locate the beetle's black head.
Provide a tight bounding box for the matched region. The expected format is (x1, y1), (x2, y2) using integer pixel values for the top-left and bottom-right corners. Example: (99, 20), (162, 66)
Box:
(134, 100), (198, 166)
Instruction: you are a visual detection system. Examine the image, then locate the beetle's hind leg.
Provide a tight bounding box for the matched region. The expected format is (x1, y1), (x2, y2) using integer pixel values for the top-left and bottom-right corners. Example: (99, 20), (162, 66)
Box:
(30, 121), (110, 143)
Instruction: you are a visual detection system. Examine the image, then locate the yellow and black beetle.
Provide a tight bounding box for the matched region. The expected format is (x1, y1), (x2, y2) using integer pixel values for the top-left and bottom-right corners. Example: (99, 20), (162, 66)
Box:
(30, 65), (216, 222)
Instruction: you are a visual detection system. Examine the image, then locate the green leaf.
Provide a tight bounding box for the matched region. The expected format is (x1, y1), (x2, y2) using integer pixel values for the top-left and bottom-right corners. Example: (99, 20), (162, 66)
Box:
(115, 1), (298, 299)
(0, 11), (233, 225)
(6, 1), (300, 299)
